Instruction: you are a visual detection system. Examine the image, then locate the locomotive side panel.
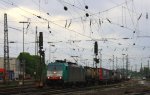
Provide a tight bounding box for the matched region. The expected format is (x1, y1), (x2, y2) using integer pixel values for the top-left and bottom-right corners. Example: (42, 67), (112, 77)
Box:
(68, 66), (85, 83)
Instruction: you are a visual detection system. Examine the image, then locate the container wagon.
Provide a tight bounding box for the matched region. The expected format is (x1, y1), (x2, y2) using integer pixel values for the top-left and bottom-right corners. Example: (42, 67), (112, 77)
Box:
(99, 68), (110, 83)
(0, 68), (5, 80)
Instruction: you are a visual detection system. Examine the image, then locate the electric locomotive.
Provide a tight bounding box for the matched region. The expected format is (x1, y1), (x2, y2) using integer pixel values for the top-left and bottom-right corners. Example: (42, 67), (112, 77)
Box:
(46, 60), (85, 86)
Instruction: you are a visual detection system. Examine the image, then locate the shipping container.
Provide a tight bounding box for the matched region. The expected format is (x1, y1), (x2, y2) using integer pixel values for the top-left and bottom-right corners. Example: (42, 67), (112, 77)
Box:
(7, 70), (14, 80)
(0, 68), (5, 80)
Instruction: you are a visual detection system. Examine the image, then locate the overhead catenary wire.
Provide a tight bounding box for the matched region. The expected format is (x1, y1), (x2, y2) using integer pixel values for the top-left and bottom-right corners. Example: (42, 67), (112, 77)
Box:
(0, 0), (139, 38)
(0, 0), (97, 40)
(0, 0), (143, 43)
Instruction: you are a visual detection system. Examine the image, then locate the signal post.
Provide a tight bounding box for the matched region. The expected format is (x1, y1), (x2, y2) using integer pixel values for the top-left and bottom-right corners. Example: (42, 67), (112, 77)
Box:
(36, 32), (45, 88)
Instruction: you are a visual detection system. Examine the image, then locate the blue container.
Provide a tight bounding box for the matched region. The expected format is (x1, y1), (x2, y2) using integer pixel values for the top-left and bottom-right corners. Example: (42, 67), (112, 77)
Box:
(7, 70), (14, 80)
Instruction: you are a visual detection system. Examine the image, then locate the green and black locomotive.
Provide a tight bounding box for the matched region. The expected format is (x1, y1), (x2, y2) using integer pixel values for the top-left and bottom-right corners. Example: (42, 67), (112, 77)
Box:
(46, 60), (85, 86)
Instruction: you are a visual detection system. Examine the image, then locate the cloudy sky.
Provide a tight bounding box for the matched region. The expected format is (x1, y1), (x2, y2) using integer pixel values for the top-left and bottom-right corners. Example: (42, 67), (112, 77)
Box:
(0, 0), (150, 71)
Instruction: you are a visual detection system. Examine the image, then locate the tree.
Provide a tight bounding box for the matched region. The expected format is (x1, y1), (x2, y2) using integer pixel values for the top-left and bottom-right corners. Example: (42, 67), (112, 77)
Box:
(17, 52), (41, 78)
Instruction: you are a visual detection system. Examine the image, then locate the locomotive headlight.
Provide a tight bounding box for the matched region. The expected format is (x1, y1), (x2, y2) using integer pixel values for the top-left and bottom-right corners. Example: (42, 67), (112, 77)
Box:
(47, 76), (50, 79)
(53, 71), (56, 74)
(60, 76), (62, 79)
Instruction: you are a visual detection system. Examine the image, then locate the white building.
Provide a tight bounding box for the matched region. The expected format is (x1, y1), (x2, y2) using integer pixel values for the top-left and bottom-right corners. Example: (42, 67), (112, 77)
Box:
(0, 57), (20, 79)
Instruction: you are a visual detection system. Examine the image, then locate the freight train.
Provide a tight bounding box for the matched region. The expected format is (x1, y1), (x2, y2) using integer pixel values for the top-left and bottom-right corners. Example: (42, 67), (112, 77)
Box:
(46, 60), (123, 86)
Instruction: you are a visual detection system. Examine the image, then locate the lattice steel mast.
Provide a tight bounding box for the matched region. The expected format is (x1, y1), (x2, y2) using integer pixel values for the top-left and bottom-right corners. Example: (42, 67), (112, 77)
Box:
(4, 13), (9, 83)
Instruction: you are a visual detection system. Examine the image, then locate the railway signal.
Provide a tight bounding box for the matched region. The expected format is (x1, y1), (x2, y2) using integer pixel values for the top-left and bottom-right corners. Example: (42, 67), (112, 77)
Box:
(39, 32), (43, 49)
(94, 41), (98, 55)
(36, 32), (45, 88)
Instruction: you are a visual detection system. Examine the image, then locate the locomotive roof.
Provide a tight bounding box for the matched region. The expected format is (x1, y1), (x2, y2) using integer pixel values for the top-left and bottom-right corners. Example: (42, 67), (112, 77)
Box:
(49, 60), (85, 68)
(55, 60), (66, 63)
(67, 62), (77, 65)
(54, 60), (78, 66)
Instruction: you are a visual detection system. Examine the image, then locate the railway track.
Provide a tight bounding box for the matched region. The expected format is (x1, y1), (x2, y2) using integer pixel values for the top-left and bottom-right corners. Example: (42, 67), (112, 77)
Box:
(0, 85), (36, 95)
(0, 80), (149, 95)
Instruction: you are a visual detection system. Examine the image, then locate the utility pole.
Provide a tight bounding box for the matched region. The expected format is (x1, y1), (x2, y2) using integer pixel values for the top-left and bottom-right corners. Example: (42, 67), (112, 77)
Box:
(48, 42), (52, 63)
(148, 60), (149, 77)
(99, 49), (102, 68)
(19, 21), (28, 52)
(122, 54), (125, 75)
(85, 59), (88, 66)
(116, 57), (118, 69)
(131, 65), (133, 72)
(34, 26), (38, 80)
(135, 64), (137, 72)
(126, 54), (128, 77)
(148, 60), (149, 70)
(113, 55), (114, 70)
(35, 26), (38, 55)
(19, 21), (28, 85)
(141, 60), (143, 76)
(108, 59), (112, 70)
(4, 13), (9, 84)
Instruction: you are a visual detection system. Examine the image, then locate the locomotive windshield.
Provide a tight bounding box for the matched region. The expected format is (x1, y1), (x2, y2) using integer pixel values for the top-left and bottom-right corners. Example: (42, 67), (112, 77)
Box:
(47, 63), (64, 79)
(48, 64), (63, 71)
